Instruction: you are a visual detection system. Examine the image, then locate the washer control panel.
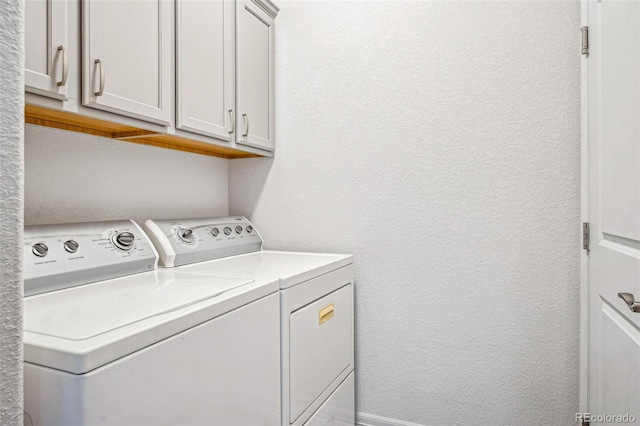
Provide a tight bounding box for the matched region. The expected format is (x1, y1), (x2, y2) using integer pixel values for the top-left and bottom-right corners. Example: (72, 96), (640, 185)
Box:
(24, 220), (158, 296)
(143, 216), (263, 267)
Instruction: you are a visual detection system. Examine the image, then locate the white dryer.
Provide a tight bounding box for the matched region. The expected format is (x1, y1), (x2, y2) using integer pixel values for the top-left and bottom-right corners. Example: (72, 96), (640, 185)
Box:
(23, 220), (280, 426)
(144, 216), (355, 426)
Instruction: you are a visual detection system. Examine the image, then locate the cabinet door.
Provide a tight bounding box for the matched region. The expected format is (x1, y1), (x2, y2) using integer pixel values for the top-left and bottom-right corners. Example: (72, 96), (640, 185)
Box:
(82, 0), (172, 125)
(176, 0), (235, 141)
(236, 0), (276, 151)
(25, 0), (69, 100)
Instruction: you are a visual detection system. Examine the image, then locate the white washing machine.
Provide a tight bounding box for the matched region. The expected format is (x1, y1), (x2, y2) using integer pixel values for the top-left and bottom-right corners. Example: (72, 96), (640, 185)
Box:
(23, 220), (281, 426)
(143, 216), (355, 426)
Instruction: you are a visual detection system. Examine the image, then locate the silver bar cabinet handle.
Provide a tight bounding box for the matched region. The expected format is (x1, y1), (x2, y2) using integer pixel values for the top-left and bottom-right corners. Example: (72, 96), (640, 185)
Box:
(57, 45), (68, 87)
(228, 109), (235, 134)
(618, 293), (640, 313)
(242, 114), (249, 137)
(94, 59), (105, 96)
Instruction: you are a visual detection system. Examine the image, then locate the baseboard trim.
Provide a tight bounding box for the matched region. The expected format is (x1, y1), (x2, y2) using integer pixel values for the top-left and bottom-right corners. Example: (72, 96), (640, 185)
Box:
(356, 412), (426, 426)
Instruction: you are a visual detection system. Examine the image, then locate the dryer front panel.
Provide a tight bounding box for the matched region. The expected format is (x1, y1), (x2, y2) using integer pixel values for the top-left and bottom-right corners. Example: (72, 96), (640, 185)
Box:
(304, 372), (355, 426)
(289, 284), (353, 424)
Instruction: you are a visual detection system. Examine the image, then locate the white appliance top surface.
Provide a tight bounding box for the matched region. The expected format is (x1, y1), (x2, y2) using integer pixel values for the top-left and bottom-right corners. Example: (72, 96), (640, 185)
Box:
(176, 250), (353, 289)
(25, 271), (252, 340)
(24, 269), (279, 374)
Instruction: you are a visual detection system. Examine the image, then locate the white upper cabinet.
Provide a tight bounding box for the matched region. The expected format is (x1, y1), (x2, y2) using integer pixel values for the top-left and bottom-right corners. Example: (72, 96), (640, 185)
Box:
(236, 0), (277, 152)
(25, 0), (69, 100)
(25, 0), (278, 157)
(82, 0), (172, 125)
(176, 0), (235, 140)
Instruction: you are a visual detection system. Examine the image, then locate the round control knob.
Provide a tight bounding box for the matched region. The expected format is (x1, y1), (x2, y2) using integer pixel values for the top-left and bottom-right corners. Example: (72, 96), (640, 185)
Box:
(64, 240), (79, 254)
(246, 226), (253, 233)
(235, 226), (243, 234)
(112, 232), (135, 251)
(32, 242), (48, 257)
(223, 227), (232, 236)
(211, 227), (220, 237)
(177, 228), (194, 243)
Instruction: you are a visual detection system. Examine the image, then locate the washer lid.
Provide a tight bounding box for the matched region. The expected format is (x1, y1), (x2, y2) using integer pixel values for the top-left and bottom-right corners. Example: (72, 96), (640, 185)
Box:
(25, 270), (254, 340)
(24, 270), (280, 375)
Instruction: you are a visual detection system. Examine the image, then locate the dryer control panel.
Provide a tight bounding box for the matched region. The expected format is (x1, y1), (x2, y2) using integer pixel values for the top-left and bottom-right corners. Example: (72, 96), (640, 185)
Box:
(24, 220), (158, 296)
(143, 216), (263, 267)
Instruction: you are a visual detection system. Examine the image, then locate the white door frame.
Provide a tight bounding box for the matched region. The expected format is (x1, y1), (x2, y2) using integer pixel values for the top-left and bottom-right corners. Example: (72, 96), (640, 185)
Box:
(579, 0), (590, 416)
(580, 1), (640, 418)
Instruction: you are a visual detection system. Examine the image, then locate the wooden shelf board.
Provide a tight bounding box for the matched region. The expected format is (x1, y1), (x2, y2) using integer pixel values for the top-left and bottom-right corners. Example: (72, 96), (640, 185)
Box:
(25, 104), (261, 159)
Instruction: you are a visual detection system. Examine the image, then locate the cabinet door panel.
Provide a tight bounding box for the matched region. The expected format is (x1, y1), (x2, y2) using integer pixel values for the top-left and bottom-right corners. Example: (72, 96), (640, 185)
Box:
(237, 0), (275, 151)
(176, 0), (235, 140)
(82, 0), (172, 125)
(25, 0), (68, 100)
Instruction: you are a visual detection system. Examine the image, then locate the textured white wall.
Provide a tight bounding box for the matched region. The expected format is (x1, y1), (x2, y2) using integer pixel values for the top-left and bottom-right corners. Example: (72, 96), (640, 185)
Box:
(25, 125), (229, 226)
(0, 0), (24, 424)
(229, 1), (581, 424)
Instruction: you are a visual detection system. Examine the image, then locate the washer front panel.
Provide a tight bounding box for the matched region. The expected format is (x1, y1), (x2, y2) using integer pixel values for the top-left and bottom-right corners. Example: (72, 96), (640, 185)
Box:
(24, 293), (281, 426)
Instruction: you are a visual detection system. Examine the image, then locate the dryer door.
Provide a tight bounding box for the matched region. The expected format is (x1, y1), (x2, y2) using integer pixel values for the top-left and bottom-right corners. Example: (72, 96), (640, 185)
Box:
(289, 284), (353, 423)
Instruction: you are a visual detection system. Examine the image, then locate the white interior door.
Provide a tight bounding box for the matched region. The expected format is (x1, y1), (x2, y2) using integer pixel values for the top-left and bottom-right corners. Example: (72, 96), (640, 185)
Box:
(585, 0), (640, 421)
(25, 0), (68, 100)
(82, 0), (172, 125)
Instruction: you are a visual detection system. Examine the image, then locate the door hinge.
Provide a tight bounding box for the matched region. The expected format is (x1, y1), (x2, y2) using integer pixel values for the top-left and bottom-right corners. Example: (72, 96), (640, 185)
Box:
(581, 26), (589, 55)
(583, 222), (590, 251)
